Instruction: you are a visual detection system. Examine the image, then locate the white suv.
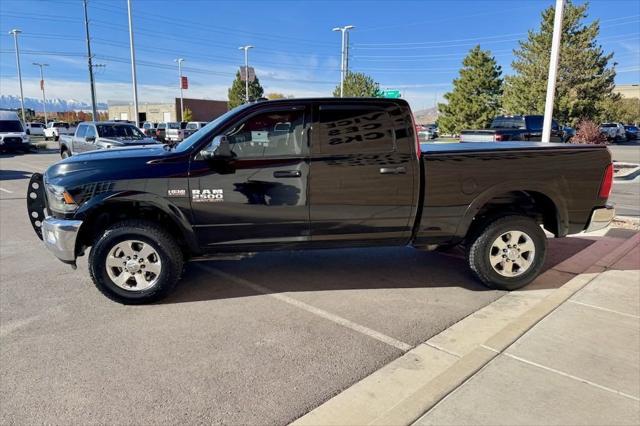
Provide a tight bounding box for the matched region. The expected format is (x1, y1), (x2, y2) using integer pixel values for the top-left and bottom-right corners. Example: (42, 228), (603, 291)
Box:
(0, 111), (30, 152)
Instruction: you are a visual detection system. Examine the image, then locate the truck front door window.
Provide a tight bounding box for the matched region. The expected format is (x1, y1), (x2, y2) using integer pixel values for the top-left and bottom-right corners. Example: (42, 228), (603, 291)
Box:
(221, 109), (304, 158)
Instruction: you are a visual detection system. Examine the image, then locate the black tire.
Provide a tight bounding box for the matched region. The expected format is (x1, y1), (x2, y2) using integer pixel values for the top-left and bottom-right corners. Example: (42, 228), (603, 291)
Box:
(54, 135), (59, 142)
(60, 149), (70, 159)
(89, 220), (184, 304)
(466, 215), (547, 291)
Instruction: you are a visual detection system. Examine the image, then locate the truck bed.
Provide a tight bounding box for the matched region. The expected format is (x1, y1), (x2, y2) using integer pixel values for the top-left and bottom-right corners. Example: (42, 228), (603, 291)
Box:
(415, 142), (610, 245)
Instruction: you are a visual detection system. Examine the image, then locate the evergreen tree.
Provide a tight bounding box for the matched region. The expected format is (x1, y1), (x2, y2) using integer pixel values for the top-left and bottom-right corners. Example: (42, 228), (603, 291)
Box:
(333, 71), (380, 97)
(228, 71), (264, 108)
(437, 45), (503, 135)
(502, 0), (616, 125)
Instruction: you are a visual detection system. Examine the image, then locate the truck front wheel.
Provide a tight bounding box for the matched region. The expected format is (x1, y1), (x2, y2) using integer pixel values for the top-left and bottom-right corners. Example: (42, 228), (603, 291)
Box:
(89, 220), (184, 304)
(466, 215), (547, 291)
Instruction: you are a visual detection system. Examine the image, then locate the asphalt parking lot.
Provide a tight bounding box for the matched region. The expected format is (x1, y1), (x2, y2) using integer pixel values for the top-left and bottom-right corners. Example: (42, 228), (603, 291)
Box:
(0, 143), (628, 424)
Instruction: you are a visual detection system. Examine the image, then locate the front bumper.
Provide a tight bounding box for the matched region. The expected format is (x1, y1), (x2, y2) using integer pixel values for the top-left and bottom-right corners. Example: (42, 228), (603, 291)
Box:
(42, 217), (83, 263)
(585, 205), (615, 233)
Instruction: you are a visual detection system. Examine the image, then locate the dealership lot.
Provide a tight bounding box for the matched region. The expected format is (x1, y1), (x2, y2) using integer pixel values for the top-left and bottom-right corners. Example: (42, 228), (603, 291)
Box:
(0, 145), (635, 424)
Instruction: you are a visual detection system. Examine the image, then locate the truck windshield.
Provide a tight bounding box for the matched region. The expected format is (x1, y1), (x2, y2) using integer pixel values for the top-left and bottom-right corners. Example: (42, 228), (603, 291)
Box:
(174, 103), (253, 152)
(97, 124), (145, 139)
(0, 120), (23, 132)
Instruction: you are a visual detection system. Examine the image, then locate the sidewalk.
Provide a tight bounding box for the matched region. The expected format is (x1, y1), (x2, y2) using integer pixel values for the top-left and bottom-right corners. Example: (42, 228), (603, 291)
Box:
(414, 244), (640, 425)
(293, 231), (640, 426)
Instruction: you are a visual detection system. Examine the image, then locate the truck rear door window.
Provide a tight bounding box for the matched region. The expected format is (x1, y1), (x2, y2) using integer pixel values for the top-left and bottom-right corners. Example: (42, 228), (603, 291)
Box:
(317, 106), (395, 154)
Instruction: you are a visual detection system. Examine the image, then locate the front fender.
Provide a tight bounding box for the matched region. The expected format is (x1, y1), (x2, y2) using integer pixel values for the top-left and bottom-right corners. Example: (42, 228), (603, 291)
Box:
(75, 190), (199, 254)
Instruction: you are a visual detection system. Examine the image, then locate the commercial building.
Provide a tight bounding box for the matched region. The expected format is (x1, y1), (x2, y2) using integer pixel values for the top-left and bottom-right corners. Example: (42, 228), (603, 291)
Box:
(614, 84), (640, 99)
(108, 98), (228, 123)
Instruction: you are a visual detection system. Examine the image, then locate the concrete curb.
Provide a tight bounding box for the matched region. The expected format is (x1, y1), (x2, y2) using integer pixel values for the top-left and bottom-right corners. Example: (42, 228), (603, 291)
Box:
(291, 232), (638, 426)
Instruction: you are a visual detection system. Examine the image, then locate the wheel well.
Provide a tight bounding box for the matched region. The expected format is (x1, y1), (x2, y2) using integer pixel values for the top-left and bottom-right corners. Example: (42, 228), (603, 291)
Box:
(469, 191), (559, 238)
(76, 203), (192, 258)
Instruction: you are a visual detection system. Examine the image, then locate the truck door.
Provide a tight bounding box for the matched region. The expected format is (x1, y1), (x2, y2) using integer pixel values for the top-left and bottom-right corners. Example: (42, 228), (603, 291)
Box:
(309, 103), (417, 246)
(188, 105), (310, 250)
(72, 124), (87, 153)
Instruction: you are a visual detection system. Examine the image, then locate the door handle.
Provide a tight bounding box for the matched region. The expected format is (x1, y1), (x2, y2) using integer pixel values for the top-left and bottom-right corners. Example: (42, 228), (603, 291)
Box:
(379, 166), (406, 175)
(273, 170), (301, 178)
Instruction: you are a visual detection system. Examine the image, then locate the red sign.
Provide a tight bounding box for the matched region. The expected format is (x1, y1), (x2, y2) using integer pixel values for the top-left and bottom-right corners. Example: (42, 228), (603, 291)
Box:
(40, 79), (44, 90)
(181, 76), (188, 90)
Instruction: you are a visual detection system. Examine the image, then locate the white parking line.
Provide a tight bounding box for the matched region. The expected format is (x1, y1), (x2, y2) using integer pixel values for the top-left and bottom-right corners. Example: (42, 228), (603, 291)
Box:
(195, 264), (413, 352)
(0, 188), (13, 194)
(568, 300), (640, 319)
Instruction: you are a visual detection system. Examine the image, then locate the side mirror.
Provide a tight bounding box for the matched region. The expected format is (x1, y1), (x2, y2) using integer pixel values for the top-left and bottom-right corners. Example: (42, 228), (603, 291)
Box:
(25, 129), (30, 135)
(201, 135), (231, 160)
(86, 136), (96, 143)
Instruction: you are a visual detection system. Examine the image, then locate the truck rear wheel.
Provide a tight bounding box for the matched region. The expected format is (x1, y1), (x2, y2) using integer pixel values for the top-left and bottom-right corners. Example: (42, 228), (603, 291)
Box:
(89, 220), (183, 304)
(466, 215), (546, 291)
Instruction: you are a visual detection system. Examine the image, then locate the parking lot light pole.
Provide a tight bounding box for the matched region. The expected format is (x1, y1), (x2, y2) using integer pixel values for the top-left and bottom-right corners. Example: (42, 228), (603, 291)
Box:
(83, 0), (99, 122)
(175, 58), (184, 120)
(33, 63), (49, 125)
(238, 46), (254, 103)
(542, 0), (565, 143)
(9, 29), (26, 124)
(127, 0), (140, 127)
(332, 25), (354, 98)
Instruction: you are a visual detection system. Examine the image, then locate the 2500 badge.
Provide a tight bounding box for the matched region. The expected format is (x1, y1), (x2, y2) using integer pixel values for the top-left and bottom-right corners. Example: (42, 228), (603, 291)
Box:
(192, 189), (224, 202)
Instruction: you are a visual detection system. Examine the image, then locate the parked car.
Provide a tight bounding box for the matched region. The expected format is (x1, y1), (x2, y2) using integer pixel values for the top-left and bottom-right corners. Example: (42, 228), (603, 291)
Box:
(417, 124), (438, 142)
(155, 122), (169, 141)
(599, 123), (626, 142)
(57, 121), (160, 158)
(165, 121), (188, 143)
(141, 121), (157, 138)
(0, 111), (30, 152)
(460, 115), (568, 142)
(623, 125), (638, 141)
(27, 98), (615, 304)
(25, 122), (45, 136)
(43, 121), (75, 141)
(184, 121), (208, 139)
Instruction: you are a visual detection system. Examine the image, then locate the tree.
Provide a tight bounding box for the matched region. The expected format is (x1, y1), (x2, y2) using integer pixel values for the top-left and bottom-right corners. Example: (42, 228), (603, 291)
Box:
(437, 45), (503, 135)
(266, 92), (286, 100)
(333, 71), (380, 97)
(572, 120), (607, 144)
(228, 71), (264, 108)
(502, 0), (616, 126)
(599, 97), (640, 124)
(182, 107), (193, 122)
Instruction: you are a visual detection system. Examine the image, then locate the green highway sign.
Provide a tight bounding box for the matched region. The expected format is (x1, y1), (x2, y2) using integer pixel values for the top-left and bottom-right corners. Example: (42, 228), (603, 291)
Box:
(378, 89), (401, 98)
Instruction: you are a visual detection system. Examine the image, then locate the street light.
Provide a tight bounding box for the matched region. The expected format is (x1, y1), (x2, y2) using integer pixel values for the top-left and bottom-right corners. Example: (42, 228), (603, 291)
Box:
(127, 0), (140, 127)
(174, 58), (185, 120)
(8, 29), (26, 123)
(33, 63), (49, 125)
(238, 45), (254, 103)
(332, 25), (355, 97)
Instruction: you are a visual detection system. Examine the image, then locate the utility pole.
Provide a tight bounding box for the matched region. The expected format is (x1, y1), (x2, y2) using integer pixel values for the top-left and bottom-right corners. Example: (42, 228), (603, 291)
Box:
(332, 25), (354, 97)
(9, 29), (26, 123)
(175, 58), (184, 120)
(127, 0), (140, 127)
(238, 45), (254, 103)
(33, 63), (49, 124)
(542, 0), (565, 143)
(83, 0), (98, 121)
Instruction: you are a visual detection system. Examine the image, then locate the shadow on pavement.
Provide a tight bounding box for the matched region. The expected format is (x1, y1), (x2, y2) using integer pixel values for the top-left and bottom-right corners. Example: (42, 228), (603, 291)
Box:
(0, 169), (33, 181)
(165, 237), (596, 304)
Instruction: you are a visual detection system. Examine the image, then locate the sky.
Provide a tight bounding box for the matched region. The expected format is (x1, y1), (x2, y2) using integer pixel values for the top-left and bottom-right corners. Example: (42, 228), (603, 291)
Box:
(0, 0), (639, 111)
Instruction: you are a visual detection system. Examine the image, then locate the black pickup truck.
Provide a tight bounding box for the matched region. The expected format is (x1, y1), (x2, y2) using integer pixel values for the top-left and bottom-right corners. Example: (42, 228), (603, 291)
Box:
(27, 98), (614, 304)
(460, 115), (570, 142)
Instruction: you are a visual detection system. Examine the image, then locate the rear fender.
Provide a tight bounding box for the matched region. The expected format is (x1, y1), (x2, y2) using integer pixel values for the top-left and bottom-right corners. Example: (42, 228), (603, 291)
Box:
(456, 182), (569, 239)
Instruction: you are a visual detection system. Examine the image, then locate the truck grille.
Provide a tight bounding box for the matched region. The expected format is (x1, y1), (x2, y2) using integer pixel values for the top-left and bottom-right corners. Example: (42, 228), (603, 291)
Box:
(2, 137), (23, 148)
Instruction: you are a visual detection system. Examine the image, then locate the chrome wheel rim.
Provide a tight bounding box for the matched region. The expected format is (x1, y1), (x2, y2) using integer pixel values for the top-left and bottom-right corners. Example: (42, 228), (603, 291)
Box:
(106, 240), (162, 291)
(489, 230), (535, 277)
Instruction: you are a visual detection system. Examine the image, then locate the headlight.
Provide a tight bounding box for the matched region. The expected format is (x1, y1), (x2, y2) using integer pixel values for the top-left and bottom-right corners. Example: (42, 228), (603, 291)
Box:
(45, 184), (78, 213)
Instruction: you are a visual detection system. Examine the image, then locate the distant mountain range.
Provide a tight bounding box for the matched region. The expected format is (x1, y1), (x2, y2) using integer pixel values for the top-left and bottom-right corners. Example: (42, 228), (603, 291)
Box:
(413, 107), (439, 125)
(0, 95), (107, 112)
